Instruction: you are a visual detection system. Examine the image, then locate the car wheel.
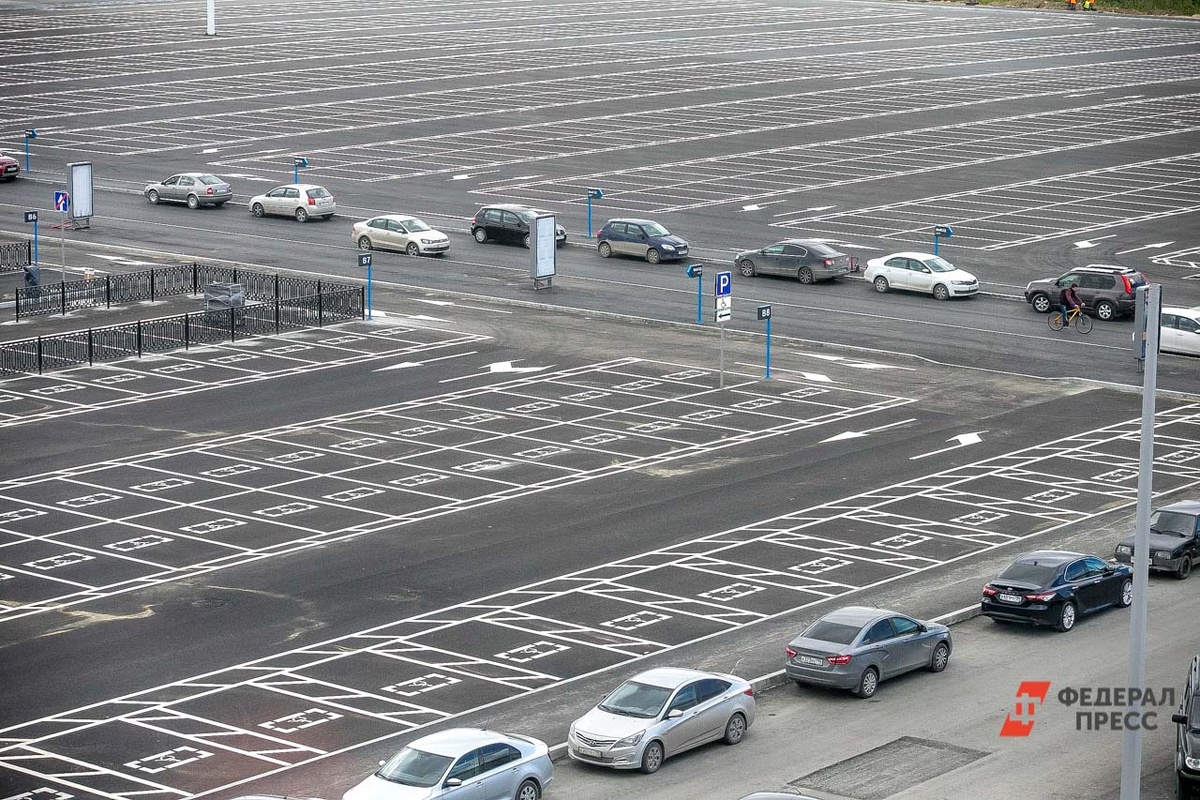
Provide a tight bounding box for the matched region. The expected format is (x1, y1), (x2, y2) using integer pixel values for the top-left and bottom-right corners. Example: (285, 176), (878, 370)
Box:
(186, 194), (200, 210)
(357, 236), (373, 251)
(933, 283), (950, 301)
(523, 233), (531, 248)
(514, 778), (540, 800)
(873, 276), (890, 293)
(598, 241), (613, 258)
(1177, 557), (1192, 580)
(147, 190), (160, 204)
(738, 259), (755, 277)
(406, 241), (421, 256)
(929, 641), (950, 672)
(1030, 293), (1052, 313)
(639, 740), (664, 774)
(722, 712), (747, 745)
(646, 248), (661, 265)
(1095, 300), (1116, 321)
(251, 202), (265, 217)
(854, 667), (879, 698)
(798, 267), (814, 285)
(1055, 601), (1077, 632)
(473, 227), (488, 243)
(1118, 578), (1133, 607)
(294, 207), (309, 223)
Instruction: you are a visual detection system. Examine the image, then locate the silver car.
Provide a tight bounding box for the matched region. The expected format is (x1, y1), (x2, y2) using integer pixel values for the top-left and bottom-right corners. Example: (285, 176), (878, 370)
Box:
(249, 183), (336, 222)
(144, 172), (232, 209)
(784, 606), (951, 698)
(734, 239), (851, 284)
(352, 215), (450, 256)
(567, 667), (755, 774)
(342, 728), (552, 800)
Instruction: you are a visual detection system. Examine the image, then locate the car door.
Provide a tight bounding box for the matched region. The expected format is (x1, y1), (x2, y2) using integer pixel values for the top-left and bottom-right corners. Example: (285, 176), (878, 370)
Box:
(779, 244), (807, 278)
(694, 678), (734, 744)
(476, 743), (522, 800)
(365, 218), (389, 249)
(159, 174), (181, 201)
(1084, 556), (1123, 607)
(881, 256), (909, 289)
(1064, 558), (1101, 612)
(442, 749), (486, 800)
(482, 208), (504, 239)
(263, 187), (287, 215)
(1054, 273), (1084, 305)
(627, 223), (651, 259)
(175, 175), (196, 203)
(387, 219), (411, 250)
(858, 619), (900, 678)
(1078, 274), (1113, 310)
(756, 244), (786, 275)
(500, 210), (524, 243)
(907, 258), (935, 294)
(660, 682), (705, 754)
(1173, 314), (1200, 356)
(887, 615), (929, 673)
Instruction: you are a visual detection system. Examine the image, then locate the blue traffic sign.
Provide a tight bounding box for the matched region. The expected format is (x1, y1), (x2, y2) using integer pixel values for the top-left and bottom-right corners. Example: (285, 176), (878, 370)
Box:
(686, 263), (703, 279)
(587, 187), (604, 200)
(294, 156), (309, 168)
(24, 210), (37, 223)
(53, 191), (69, 212)
(714, 270), (732, 297)
(934, 225), (954, 237)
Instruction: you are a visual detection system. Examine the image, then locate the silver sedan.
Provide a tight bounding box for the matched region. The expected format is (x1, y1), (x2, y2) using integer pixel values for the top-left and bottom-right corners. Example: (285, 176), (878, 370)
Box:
(784, 606), (951, 698)
(144, 173), (232, 209)
(342, 728), (552, 800)
(568, 667), (755, 774)
(352, 215), (450, 256)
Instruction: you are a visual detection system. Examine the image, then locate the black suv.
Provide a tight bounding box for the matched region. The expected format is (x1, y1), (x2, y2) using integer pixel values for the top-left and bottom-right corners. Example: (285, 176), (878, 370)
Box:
(1023, 265), (1147, 321)
(471, 204), (566, 249)
(1174, 655), (1200, 799)
(1114, 500), (1200, 580)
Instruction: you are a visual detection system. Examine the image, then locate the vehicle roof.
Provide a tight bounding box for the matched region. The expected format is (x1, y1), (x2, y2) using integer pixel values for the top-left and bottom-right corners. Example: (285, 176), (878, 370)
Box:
(1067, 264), (1143, 274)
(168, 172), (221, 177)
(1162, 307), (1200, 316)
(777, 238), (842, 249)
(478, 203), (534, 210)
(604, 218), (666, 226)
(267, 183), (326, 190)
(1014, 550), (1087, 565)
(407, 728), (515, 756)
(1157, 500), (1200, 515)
(819, 605), (899, 625)
(627, 667), (724, 688)
(368, 213), (425, 221)
(885, 252), (945, 260)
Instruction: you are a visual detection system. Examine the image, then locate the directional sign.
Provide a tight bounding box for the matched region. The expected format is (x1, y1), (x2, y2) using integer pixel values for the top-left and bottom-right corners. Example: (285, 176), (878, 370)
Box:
(24, 210), (37, 223)
(53, 191), (69, 212)
(757, 304), (772, 320)
(293, 156), (309, 168)
(715, 295), (732, 311)
(686, 264), (703, 279)
(586, 187), (604, 200)
(358, 253), (372, 268)
(934, 225), (954, 238)
(715, 307), (732, 322)
(714, 270), (732, 297)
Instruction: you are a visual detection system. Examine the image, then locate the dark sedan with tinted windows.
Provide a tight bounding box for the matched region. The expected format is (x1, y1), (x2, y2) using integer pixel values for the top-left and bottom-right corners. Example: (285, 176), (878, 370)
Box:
(982, 550), (1132, 632)
(735, 239), (850, 284)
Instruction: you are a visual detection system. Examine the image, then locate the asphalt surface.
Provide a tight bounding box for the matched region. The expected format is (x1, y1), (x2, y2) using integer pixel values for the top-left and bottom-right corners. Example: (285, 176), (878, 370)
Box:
(1, 2), (1199, 800)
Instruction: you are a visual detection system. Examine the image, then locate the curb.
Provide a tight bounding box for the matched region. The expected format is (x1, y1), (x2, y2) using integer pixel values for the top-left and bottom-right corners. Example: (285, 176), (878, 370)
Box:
(547, 602), (982, 762)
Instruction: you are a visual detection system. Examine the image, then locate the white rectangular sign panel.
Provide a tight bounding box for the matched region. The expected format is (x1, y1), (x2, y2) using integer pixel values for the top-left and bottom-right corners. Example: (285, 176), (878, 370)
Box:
(531, 214), (556, 279)
(68, 162), (94, 219)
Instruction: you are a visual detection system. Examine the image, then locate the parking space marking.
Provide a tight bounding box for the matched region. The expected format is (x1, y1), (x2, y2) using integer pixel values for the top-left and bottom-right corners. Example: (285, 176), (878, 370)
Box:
(2, 403), (1197, 799)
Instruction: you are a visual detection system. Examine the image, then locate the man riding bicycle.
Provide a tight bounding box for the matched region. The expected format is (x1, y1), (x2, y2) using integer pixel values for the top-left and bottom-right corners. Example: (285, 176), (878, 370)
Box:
(1059, 282), (1082, 325)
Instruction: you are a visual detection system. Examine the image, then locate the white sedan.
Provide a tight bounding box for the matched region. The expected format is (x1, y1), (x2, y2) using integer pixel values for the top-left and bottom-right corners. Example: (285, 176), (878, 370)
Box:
(352, 215), (450, 256)
(864, 252), (979, 300)
(1162, 306), (1200, 356)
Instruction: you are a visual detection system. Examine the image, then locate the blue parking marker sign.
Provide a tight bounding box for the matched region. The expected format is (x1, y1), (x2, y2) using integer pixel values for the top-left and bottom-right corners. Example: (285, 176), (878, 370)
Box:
(714, 270), (732, 297)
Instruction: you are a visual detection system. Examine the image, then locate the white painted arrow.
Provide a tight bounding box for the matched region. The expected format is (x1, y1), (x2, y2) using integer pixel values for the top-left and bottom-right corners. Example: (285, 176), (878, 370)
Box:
(486, 361), (548, 373)
(910, 432), (984, 460)
(373, 362), (422, 372)
(1114, 241), (1174, 255)
(799, 372), (832, 383)
(821, 418), (917, 443)
(412, 299), (454, 306)
(801, 205), (836, 213)
(1073, 234), (1116, 249)
(741, 204), (762, 212)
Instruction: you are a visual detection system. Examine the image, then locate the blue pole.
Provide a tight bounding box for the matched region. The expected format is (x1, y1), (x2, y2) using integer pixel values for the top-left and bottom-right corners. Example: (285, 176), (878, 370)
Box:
(32, 219), (38, 264)
(24, 137), (30, 172)
(293, 165), (299, 184)
(367, 261), (373, 320)
(695, 276), (702, 324)
(765, 317), (772, 380)
(933, 234), (939, 256)
(586, 196), (592, 239)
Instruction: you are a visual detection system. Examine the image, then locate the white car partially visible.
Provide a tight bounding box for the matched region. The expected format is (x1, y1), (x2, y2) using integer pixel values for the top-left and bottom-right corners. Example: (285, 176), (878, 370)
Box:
(864, 252), (978, 300)
(1161, 306), (1200, 356)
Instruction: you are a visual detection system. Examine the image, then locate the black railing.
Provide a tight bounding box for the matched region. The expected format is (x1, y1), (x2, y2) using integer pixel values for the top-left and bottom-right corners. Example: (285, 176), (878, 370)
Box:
(13, 262), (355, 319)
(0, 241), (32, 271)
(0, 288), (364, 376)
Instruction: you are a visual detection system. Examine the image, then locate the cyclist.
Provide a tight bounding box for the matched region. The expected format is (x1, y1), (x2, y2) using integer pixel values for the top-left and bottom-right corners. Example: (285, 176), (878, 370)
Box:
(1059, 282), (1083, 328)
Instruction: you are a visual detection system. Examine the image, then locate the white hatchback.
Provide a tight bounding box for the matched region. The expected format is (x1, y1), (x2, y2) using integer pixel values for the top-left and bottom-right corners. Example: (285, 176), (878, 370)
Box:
(248, 183), (335, 222)
(864, 252), (978, 300)
(1161, 306), (1200, 356)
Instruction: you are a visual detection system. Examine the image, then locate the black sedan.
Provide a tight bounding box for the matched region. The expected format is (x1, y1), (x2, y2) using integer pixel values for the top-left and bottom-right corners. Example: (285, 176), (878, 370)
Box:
(981, 550), (1132, 632)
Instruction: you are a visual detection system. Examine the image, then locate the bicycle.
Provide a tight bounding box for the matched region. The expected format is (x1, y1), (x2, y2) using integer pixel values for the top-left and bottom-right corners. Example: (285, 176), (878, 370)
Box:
(1048, 305), (1093, 334)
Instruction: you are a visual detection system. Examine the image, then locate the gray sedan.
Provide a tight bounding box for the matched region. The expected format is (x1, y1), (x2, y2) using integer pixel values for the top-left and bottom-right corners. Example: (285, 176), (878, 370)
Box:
(144, 173), (232, 208)
(784, 606), (951, 698)
(735, 239), (851, 284)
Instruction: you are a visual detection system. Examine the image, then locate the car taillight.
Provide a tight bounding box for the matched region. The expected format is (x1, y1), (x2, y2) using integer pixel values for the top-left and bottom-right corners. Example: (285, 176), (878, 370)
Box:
(827, 654), (852, 666)
(1121, 275), (1133, 292)
(1026, 592), (1056, 602)
(206, 187), (214, 195)
(785, 646), (797, 658)
(823, 259), (834, 266)
(982, 586), (998, 597)
(308, 197), (316, 205)
(744, 688), (754, 697)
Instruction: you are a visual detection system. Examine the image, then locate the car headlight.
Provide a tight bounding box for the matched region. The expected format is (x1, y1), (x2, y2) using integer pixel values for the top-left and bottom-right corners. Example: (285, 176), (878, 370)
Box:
(1116, 545), (1132, 555)
(420, 238), (437, 244)
(1154, 550), (1172, 559)
(614, 731), (645, 748)
(952, 280), (975, 285)
(1187, 755), (1200, 770)
(661, 244), (676, 252)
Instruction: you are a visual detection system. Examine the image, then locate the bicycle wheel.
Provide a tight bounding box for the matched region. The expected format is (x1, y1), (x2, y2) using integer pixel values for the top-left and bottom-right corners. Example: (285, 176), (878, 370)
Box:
(1075, 314), (1093, 334)
(1048, 312), (1065, 331)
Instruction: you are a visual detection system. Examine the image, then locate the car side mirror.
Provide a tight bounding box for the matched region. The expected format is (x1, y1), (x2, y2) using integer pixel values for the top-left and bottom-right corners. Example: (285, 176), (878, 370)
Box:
(667, 708), (684, 719)
(918, 624), (928, 633)
(379, 760), (386, 766)
(445, 778), (463, 788)
(1173, 713), (1187, 725)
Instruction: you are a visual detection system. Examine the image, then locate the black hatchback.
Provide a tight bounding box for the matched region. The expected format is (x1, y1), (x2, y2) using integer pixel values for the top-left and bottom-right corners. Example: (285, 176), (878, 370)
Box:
(471, 204), (566, 249)
(981, 550), (1132, 632)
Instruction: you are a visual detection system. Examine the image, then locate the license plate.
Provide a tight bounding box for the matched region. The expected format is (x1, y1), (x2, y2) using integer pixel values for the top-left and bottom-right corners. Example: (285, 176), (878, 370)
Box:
(577, 746), (601, 758)
(799, 655), (824, 666)
(998, 593), (1023, 604)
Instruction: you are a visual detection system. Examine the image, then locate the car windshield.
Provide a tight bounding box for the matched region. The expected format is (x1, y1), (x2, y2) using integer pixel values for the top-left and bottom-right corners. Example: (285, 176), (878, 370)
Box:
(599, 680), (672, 718)
(400, 218), (431, 232)
(376, 747), (452, 787)
(926, 256), (956, 273)
(1190, 696), (1200, 731)
(1149, 510), (1196, 537)
(197, 175), (223, 185)
(997, 561), (1059, 585)
(306, 187), (331, 198)
(801, 619), (862, 645)
(641, 222), (669, 237)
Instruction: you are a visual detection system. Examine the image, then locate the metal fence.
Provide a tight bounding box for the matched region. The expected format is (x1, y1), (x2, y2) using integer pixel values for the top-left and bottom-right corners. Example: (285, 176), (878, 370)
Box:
(0, 287), (364, 376)
(13, 262), (352, 319)
(0, 241), (32, 271)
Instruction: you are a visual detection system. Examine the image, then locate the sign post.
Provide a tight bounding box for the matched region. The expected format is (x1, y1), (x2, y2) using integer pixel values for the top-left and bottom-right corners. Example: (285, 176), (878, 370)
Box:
(586, 188), (604, 238)
(206, 0), (215, 35)
(757, 305), (773, 380)
(359, 252), (373, 319)
(293, 156), (309, 184)
(530, 214), (556, 290)
(933, 224), (954, 255)
(24, 210), (38, 265)
(714, 271), (732, 389)
(685, 264), (703, 324)
(23, 129), (37, 173)
(54, 191), (69, 284)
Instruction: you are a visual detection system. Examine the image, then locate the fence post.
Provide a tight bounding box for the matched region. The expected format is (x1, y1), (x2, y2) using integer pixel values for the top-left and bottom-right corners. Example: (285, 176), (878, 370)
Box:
(274, 297), (280, 332)
(88, 329), (93, 365)
(13, 288), (18, 321)
(318, 281), (323, 326)
(229, 306), (236, 342)
(136, 320), (142, 357)
(150, 268), (156, 302)
(192, 262), (198, 295)
(184, 312), (190, 349)
(274, 273), (279, 300)
(361, 286), (366, 319)
(36, 336), (42, 375)
(106, 275), (112, 308)
(60, 280), (66, 316)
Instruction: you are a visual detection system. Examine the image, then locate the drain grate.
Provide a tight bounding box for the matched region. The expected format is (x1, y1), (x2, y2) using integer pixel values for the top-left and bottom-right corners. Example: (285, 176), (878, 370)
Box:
(790, 736), (990, 800)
